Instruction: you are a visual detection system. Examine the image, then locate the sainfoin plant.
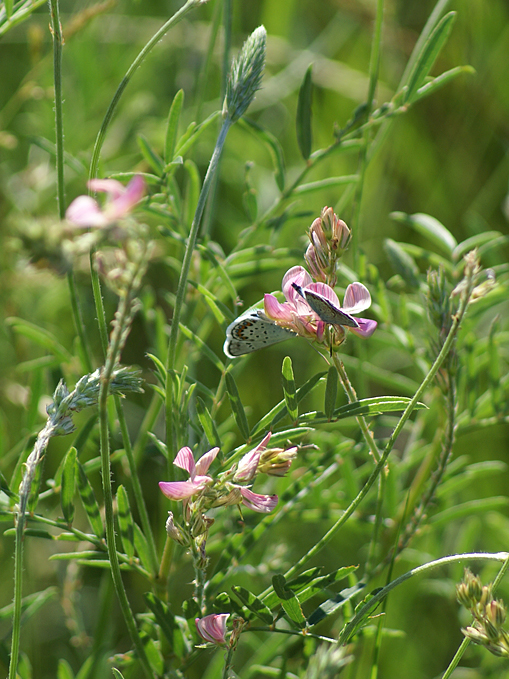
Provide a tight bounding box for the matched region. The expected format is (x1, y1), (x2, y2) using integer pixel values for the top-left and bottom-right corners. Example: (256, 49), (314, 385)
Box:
(1, 1), (509, 679)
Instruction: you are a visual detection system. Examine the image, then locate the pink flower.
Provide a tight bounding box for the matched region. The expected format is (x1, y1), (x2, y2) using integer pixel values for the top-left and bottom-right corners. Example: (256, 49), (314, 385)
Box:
(239, 487), (278, 513)
(233, 432), (272, 482)
(264, 266), (377, 341)
(66, 175), (145, 227)
(195, 613), (229, 645)
(159, 446), (219, 500)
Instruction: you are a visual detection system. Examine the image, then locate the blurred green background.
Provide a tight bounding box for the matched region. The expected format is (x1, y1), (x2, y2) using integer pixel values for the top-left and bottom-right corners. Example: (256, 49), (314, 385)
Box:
(1, 0), (509, 677)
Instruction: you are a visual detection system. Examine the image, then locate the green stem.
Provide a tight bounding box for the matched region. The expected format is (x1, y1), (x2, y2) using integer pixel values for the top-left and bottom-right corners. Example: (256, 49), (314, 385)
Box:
(165, 118), (232, 462)
(98, 265), (153, 679)
(351, 0), (383, 267)
(282, 265), (475, 581)
(440, 553), (509, 678)
(338, 551), (509, 645)
(89, 0), (204, 181)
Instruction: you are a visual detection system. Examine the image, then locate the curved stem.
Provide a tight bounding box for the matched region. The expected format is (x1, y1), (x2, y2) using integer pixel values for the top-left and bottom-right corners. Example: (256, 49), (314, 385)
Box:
(89, 0), (204, 181)
(165, 119), (232, 463)
(338, 551), (509, 645)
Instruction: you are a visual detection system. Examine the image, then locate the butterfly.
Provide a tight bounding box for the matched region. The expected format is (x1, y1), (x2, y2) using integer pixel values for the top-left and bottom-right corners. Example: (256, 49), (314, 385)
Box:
(224, 309), (297, 358)
(291, 283), (359, 328)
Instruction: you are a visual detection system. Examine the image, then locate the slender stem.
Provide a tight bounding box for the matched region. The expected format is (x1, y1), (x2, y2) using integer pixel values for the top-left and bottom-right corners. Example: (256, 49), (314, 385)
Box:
(89, 0), (204, 181)
(441, 552), (509, 678)
(282, 267), (475, 581)
(221, 0), (232, 100)
(115, 395), (159, 575)
(165, 119), (232, 461)
(333, 356), (380, 462)
(98, 260), (153, 679)
(351, 0), (384, 267)
(338, 552), (509, 645)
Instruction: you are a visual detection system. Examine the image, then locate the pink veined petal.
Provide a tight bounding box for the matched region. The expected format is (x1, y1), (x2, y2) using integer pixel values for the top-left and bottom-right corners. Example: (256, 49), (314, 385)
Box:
(350, 318), (377, 338)
(65, 195), (108, 227)
(195, 447), (220, 476)
(107, 175), (145, 219)
(87, 178), (125, 199)
(235, 434), (271, 482)
(263, 294), (296, 323)
(307, 281), (341, 307)
(195, 614), (229, 645)
(159, 479), (208, 500)
(342, 282), (372, 314)
(282, 266), (313, 304)
(173, 447), (196, 476)
(240, 487), (278, 513)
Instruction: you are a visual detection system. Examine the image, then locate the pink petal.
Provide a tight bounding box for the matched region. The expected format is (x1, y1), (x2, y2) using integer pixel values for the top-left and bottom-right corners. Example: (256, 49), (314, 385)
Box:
(65, 195), (108, 227)
(159, 479), (208, 500)
(195, 614), (229, 645)
(342, 282), (371, 314)
(235, 434), (270, 482)
(282, 266), (313, 304)
(195, 447), (220, 476)
(87, 178), (125, 199)
(240, 487), (278, 513)
(307, 282), (341, 307)
(173, 447), (196, 476)
(108, 175), (145, 219)
(264, 294), (295, 323)
(350, 318), (377, 338)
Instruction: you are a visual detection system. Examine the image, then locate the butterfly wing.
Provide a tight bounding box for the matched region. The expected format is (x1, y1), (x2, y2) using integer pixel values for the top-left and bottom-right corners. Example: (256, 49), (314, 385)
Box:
(292, 283), (359, 328)
(224, 310), (297, 358)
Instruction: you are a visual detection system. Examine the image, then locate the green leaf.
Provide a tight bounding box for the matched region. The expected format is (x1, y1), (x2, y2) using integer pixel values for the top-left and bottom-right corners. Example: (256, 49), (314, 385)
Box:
(414, 65), (475, 102)
(239, 117), (286, 192)
(298, 566), (358, 605)
(184, 159), (201, 227)
(384, 239), (421, 289)
(111, 668), (126, 679)
(174, 110), (221, 158)
(116, 485), (135, 560)
(281, 357), (298, 421)
(179, 323), (225, 372)
(294, 175), (359, 194)
(61, 447), (77, 525)
(452, 231), (502, 261)
(404, 12), (457, 104)
(76, 461), (104, 539)
(133, 522), (153, 573)
(57, 659), (75, 679)
(6, 317), (72, 363)
(430, 497), (509, 526)
(324, 366), (338, 421)
(225, 372), (250, 440)
(144, 593), (189, 659)
(139, 630), (164, 676)
(272, 574), (306, 627)
(231, 586), (273, 625)
(390, 211), (457, 256)
(164, 89), (184, 162)
(196, 397), (222, 448)
(334, 396), (426, 419)
(137, 134), (165, 176)
(4, 0), (13, 20)
(296, 64), (313, 160)
(307, 583), (363, 626)
(251, 371), (326, 437)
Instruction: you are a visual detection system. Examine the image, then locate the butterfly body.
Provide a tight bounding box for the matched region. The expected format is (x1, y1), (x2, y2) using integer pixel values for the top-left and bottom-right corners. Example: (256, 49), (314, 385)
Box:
(291, 283), (359, 328)
(224, 309), (297, 358)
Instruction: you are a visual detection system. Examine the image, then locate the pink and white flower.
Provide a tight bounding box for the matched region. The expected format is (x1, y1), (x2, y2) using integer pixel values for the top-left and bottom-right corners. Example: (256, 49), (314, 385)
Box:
(66, 175), (145, 228)
(159, 446), (219, 500)
(195, 613), (229, 645)
(264, 266), (377, 341)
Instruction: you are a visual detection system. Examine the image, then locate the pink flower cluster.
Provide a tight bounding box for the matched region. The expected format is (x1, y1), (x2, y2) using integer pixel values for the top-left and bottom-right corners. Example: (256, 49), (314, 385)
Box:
(66, 176), (145, 228)
(263, 265), (377, 345)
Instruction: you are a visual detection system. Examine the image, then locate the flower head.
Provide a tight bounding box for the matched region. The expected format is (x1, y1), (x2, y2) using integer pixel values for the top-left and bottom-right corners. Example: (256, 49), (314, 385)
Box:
(159, 446), (219, 500)
(195, 614), (229, 645)
(66, 175), (145, 228)
(264, 266), (377, 347)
